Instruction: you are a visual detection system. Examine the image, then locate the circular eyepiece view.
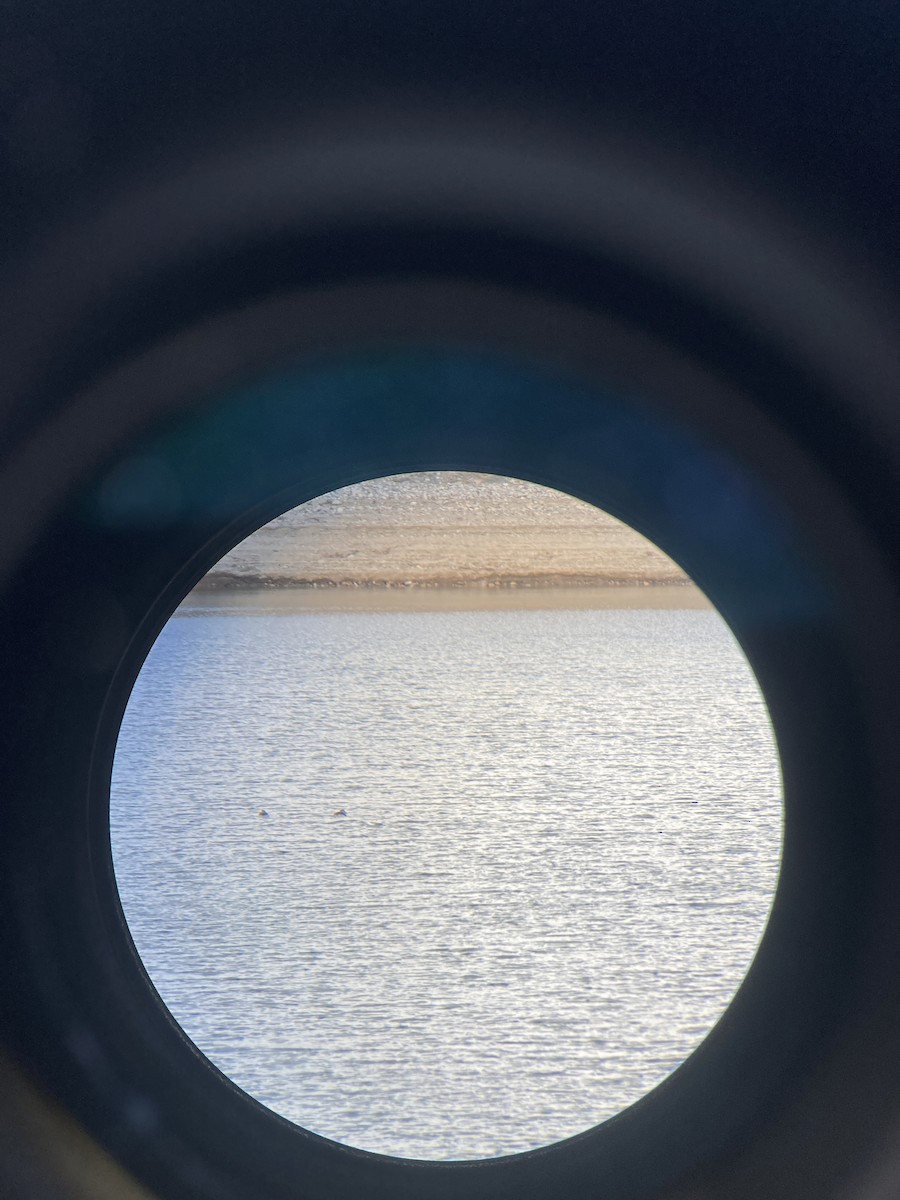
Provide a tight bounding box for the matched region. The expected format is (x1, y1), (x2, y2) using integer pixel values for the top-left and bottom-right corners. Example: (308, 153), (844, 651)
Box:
(110, 471), (781, 1161)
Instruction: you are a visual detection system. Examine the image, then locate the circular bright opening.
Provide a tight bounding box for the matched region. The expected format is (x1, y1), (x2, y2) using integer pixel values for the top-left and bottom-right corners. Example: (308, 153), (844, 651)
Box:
(110, 471), (782, 1160)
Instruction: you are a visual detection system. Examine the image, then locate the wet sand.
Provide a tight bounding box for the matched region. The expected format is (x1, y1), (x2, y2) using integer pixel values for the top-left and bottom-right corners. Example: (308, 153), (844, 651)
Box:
(195, 473), (698, 608)
(182, 583), (710, 615)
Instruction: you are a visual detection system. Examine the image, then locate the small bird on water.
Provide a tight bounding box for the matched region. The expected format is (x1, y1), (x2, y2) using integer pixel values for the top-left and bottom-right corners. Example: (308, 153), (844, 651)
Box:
(258, 808), (269, 818)
(333, 808), (348, 817)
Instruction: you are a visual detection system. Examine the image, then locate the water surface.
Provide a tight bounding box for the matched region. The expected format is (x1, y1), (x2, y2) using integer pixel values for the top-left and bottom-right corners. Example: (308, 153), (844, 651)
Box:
(111, 596), (781, 1160)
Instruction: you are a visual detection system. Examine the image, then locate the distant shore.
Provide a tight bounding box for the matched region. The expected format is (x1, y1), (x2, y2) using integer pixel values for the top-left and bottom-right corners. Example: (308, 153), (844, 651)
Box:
(194, 473), (697, 607)
(193, 573), (698, 592)
(183, 581), (711, 613)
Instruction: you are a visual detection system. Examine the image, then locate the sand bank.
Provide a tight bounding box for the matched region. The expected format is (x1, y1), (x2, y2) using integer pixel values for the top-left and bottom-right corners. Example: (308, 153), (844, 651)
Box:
(181, 583), (710, 615)
(196, 473), (696, 605)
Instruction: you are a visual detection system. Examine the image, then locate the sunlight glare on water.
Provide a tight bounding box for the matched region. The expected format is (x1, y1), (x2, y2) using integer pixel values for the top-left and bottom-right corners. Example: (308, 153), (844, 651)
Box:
(110, 476), (782, 1160)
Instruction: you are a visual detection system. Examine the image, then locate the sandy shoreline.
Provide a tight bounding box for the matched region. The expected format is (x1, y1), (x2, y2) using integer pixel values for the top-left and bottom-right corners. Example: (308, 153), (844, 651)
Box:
(182, 582), (711, 614)
(196, 473), (697, 607)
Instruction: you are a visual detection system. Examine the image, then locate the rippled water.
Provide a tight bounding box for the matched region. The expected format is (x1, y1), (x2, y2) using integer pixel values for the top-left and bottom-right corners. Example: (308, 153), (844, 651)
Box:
(110, 596), (781, 1160)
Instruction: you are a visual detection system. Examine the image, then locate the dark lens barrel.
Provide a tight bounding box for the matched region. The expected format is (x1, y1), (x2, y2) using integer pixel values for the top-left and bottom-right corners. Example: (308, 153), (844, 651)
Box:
(2, 5), (900, 1199)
